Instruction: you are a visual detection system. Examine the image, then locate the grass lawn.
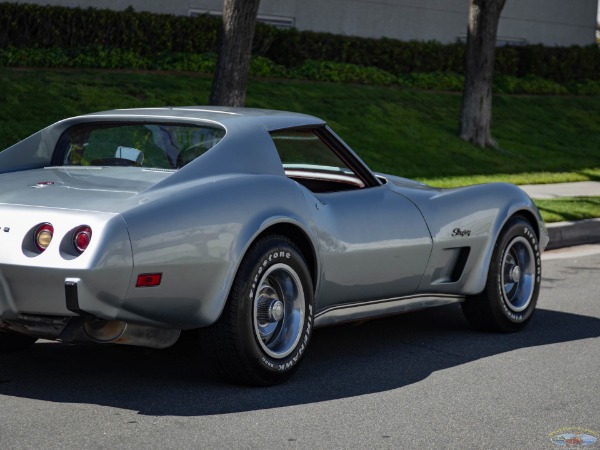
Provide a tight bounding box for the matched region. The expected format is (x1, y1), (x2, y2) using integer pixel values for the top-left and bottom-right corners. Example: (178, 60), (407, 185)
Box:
(1, 68), (599, 222)
(534, 197), (600, 223)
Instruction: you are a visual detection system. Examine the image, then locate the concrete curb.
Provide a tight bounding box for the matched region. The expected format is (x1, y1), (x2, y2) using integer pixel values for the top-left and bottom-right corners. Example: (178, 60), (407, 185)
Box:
(546, 218), (600, 250)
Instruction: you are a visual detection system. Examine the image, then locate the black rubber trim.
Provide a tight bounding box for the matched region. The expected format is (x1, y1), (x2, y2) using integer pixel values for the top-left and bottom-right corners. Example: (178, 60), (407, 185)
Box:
(65, 280), (91, 317)
(315, 128), (381, 188)
(451, 247), (471, 282)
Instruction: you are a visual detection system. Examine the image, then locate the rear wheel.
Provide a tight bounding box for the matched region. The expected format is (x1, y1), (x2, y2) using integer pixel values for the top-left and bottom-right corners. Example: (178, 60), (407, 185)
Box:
(0, 331), (37, 352)
(204, 235), (314, 386)
(462, 217), (541, 332)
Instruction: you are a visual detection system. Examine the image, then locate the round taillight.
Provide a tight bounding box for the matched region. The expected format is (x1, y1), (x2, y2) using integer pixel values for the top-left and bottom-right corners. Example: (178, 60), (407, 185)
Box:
(34, 223), (54, 252)
(73, 225), (92, 254)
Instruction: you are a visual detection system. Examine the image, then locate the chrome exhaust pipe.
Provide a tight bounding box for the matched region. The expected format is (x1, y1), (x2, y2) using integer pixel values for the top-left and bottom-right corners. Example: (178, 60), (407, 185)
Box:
(83, 319), (181, 349)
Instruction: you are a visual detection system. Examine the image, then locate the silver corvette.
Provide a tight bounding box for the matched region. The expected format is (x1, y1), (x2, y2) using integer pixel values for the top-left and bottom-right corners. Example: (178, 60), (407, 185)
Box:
(0, 107), (548, 385)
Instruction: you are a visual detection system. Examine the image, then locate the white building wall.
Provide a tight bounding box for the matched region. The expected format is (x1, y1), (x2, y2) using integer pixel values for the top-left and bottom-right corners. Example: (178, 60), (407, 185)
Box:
(11, 0), (598, 46)
(500, 1), (597, 46)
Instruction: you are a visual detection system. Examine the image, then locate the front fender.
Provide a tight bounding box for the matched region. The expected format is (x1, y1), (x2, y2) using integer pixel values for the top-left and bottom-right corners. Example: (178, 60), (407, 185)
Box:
(396, 182), (546, 296)
(460, 185), (547, 294)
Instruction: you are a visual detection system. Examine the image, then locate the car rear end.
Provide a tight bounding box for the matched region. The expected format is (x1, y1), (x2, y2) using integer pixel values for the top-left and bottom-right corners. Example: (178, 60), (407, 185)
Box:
(0, 201), (135, 330)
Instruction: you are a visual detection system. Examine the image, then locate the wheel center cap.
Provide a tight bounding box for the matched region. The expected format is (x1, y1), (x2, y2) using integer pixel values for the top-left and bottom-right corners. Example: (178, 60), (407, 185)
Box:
(510, 266), (522, 283)
(270, 300), (284, 322)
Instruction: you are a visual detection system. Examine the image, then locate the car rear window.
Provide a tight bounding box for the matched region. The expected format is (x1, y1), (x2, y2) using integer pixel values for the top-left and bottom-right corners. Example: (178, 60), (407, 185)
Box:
(53, 122), (225, 169)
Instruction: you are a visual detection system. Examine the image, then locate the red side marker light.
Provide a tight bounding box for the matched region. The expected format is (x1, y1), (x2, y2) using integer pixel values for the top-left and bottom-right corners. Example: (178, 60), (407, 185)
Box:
(73, 225), (92, 254)
(136, 273), (162, 287)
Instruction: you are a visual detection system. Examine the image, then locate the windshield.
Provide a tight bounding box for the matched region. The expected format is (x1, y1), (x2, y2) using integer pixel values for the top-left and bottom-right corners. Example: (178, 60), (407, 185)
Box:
(53, 122), (225, 169)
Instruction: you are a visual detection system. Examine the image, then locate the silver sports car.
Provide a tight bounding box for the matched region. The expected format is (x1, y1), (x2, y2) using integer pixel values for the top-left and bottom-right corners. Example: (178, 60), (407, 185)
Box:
(0, 107), (548, 386)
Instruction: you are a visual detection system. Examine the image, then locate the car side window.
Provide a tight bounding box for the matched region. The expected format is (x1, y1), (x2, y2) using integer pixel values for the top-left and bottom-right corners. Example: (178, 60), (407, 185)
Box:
(271, 129), (365, 192)
(272, 130), (349, 169)
(55, 122), (225, 169)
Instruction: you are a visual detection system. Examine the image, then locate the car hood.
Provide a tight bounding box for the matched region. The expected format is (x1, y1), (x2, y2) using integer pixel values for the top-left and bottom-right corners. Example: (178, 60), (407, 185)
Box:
(0, 167), (174, 213)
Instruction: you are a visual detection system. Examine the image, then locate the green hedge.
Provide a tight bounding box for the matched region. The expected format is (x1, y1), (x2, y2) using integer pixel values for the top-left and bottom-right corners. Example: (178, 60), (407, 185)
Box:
(3, 47), (600, 95)
(265, 31), (467, 74)
(0, 2), (220, 54)
(0, 2), (280, 56)
(1, 2), (599, 82)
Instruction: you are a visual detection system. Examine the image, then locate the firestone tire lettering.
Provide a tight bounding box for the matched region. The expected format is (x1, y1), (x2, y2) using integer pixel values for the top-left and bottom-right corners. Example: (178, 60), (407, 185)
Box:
(203, 234), (314, 387)
(462, 217), (541, 333)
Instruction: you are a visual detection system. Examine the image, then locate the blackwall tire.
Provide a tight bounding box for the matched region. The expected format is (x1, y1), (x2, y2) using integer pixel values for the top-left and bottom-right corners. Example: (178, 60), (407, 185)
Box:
(204, 234), (314, 386)
(0, 331), (37, 353)
(462, 217), (541, 333)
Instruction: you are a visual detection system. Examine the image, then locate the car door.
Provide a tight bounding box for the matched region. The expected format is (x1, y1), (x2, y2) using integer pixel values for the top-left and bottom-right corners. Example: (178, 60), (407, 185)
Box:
(311, 185), (432, 309)
(271, 127), (432, 311)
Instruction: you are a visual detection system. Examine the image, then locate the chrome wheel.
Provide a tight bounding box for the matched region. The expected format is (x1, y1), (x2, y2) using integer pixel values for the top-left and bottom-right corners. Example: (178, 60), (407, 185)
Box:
(205, 234), (314, 386)
(462, 217), (541, 333)
(253, 263), (305, 359)
(500, 236), (535, 313)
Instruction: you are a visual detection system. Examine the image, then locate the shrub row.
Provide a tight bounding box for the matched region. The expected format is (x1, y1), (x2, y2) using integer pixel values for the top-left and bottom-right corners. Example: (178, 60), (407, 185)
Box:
(2, 46), (599, 95)
(0, 2), (220, 55)
(1, 2), (599, 82)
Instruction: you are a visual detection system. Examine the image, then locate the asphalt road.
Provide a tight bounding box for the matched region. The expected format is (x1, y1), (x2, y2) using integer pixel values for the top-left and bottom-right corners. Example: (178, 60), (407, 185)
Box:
(1, 246), (599, 449)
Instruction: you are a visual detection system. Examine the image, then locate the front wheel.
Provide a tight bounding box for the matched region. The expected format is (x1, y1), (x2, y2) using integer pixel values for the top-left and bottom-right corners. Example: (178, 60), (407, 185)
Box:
(462, 217), (541, 332)
(0, 331), (37, 352)
(204, 235), (314, 386)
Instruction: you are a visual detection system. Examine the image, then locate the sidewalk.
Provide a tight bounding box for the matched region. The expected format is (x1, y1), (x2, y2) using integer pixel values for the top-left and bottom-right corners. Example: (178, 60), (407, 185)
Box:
(519, 181), (600, 199)
(518, 181), (600, 250)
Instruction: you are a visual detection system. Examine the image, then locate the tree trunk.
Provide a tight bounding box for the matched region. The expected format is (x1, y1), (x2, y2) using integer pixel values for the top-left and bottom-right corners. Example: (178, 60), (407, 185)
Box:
(209, 0), (261, 107)
(459, 0), (507, 148)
